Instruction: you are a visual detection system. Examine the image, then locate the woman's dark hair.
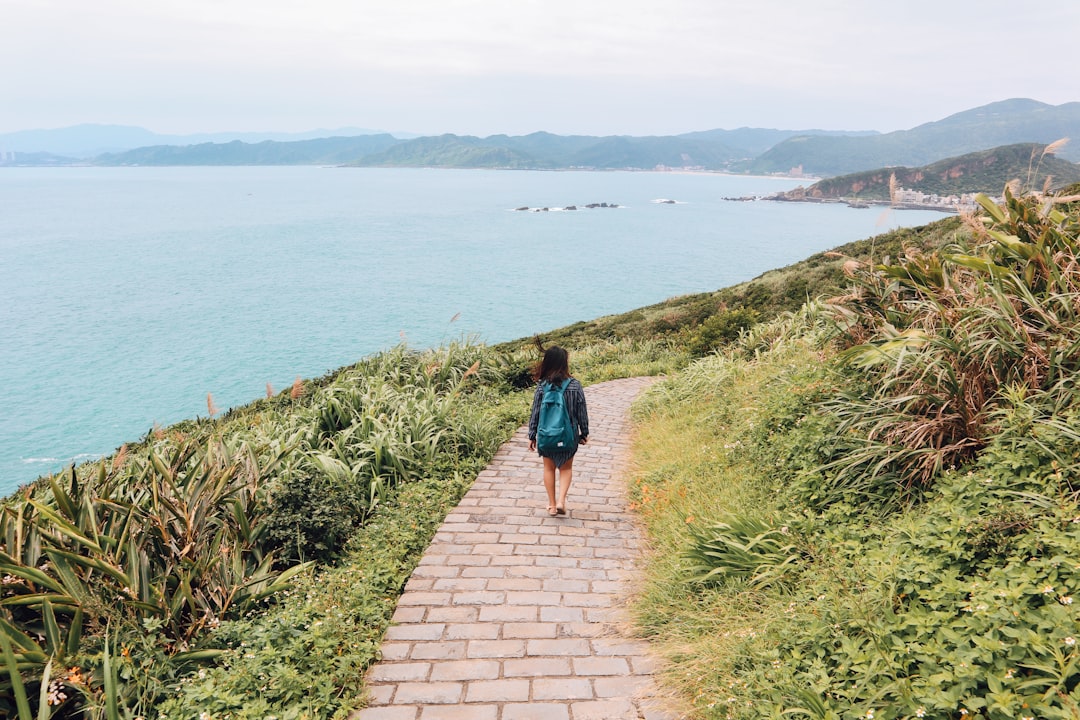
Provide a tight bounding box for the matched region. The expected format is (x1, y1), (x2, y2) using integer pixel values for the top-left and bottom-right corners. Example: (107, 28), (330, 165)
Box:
(533, 345), (570, 383)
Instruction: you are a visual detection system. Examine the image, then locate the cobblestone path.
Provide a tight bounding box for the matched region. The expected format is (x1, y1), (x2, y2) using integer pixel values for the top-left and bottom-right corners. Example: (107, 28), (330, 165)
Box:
(352, 376), (674, 720)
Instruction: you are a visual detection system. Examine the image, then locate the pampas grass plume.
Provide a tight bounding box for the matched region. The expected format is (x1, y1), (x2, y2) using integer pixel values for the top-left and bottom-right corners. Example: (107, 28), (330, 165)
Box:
(1044, 137), (1070, 156)
(207, 393), (219, 417)
(290, 377), (304, 400)
(266, 382), (275, 398)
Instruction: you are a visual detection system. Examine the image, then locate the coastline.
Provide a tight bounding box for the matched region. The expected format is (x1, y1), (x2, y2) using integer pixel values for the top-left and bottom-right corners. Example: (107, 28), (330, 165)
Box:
(766, 194), (963, 214)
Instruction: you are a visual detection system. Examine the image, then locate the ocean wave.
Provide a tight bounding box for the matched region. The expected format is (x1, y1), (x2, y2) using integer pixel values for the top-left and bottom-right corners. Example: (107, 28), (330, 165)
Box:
(22, 452), (103, 465)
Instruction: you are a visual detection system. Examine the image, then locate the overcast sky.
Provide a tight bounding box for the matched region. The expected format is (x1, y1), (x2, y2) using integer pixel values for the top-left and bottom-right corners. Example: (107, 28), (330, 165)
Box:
(3, 0), (1078, 136)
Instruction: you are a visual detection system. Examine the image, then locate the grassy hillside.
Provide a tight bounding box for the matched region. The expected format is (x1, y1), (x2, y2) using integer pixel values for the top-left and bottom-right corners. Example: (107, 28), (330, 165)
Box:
(627, 186), (1080, 718)
(786, 143), (1080, 201)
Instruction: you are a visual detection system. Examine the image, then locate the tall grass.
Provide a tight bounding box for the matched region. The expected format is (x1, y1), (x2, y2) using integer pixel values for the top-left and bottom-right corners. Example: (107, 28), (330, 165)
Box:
(820, 188), (1080, 498)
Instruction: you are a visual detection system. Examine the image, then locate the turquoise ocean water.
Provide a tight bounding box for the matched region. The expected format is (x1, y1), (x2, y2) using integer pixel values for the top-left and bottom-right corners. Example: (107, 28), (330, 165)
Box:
(0, 167), (946, 495)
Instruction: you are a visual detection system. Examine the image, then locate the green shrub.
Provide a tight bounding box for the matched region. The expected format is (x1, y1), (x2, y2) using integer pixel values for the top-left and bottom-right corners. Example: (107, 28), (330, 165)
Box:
(688, 307), (760, 356)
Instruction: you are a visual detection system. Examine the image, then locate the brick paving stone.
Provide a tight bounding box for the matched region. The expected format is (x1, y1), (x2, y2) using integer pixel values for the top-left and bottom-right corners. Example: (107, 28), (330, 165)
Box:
(506, 590), (560, 605)
(501, 622), (557, 639)
(365, 684), (396, 705)
(464, 679), (531, 703)
(431, 578), (488, 592)
(443, 623), (501, 640)
(526, 638), (591, 656)
(358, 378), (669, 719)
(594, 675), (654, 697)
(502, 657), (573, 677)
(476, 605), (538, 623)
(460, 567), (505, 578)
(391, 682), (463, 705)
(572, 656), (631, 676)
(591, 638), (654, 656)
(367, 662), (431, 683)
(532, 677), (594, 700)
(428, 659), (501, 682)
(397, 592), (452, 607)
(571, 699), (638, 719)
(391, 607), (427, 624)
(425, 607), (478, 624)
(466, 639), (526, 658)
(378, 643), (412, 661)
(383, 624), (446, 642)
(501, 704), (571, 720)
(486, 577), (543, 591)
(419, 706), (497, 720)
(540, 606), (584, 623)
(352, 706), (418, 720)
(450, 591), (505, 606)
(409, 642), (466, 661)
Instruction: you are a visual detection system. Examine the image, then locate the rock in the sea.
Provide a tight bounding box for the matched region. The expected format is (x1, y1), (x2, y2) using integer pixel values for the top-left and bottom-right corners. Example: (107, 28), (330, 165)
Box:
(564, 205), (577, 211)
(515, 206), (529, 211)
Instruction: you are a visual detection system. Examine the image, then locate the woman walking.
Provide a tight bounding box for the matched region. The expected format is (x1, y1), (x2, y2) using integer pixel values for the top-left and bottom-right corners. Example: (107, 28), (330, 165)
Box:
(527, 345), (589, 516)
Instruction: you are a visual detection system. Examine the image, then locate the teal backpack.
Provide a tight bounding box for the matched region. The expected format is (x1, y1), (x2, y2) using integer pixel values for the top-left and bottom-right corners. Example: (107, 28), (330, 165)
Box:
(536, 378), (577, 454)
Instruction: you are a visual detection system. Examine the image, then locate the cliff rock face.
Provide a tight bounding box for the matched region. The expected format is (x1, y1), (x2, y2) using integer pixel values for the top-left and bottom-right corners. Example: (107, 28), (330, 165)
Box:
(778, 144), (1080, 202)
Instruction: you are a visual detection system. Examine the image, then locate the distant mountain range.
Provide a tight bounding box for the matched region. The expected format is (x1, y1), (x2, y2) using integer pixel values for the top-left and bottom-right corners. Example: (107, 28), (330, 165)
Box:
(1, 99), (1078, 178)
(777, 143), (1080, 202)
(0, 124), (406, 159)
(92, 135), (402, 166)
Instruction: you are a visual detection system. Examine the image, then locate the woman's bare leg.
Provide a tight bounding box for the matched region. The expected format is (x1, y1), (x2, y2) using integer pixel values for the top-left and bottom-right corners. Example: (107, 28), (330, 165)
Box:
(557, 456), (574, 511)
(543, 457), (557, 511)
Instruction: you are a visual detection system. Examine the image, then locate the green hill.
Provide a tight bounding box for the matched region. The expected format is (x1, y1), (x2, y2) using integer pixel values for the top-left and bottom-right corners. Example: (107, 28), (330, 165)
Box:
(351, 132), (743, 169)
(348, 133), (541, 168)
(678, 126), (880, 160)
(778, 143), (1080, 201)
(751, 98), (1080, 176)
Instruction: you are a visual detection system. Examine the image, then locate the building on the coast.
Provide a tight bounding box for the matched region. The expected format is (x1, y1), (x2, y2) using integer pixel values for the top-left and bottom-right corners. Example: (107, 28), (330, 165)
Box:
(893, 186), (985, 210)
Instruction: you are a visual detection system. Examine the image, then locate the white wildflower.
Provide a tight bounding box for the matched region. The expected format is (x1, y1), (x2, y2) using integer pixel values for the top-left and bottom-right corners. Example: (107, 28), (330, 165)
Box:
(47, 680), (68, 706)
